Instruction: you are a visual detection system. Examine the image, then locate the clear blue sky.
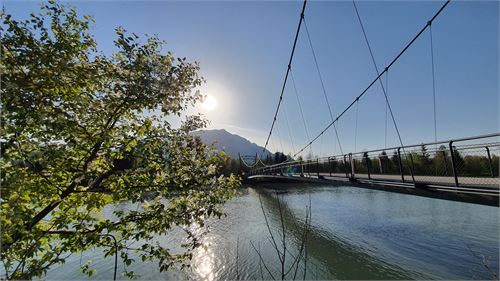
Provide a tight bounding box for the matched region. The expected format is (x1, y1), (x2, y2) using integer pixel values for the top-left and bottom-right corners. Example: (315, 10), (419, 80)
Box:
(5, 1), (499, 157)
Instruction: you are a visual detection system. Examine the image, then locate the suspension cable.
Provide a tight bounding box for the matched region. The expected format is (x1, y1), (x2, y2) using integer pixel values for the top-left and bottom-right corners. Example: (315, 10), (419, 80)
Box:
(319, 128), (324, 158)
(292, 0), (450, 158)
(282, 100), (296, 156)
(354, 99), (359, 152)
(429, 23), (438, 176)
(353, 0), (417, 180)
(290, 69), (312, 151)
(303, 17), (344, 155)
(384, 69), (389, 148)
(275, 123), (285, 154)
(270, 135), (277, 156)
(430, 23), (438, 145)
(261, 0), (308, 158)
(240, 157), (259, 168)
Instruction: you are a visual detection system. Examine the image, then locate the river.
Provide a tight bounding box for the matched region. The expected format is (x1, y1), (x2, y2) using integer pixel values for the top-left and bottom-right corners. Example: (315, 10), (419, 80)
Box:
(45, 183), (499, 280)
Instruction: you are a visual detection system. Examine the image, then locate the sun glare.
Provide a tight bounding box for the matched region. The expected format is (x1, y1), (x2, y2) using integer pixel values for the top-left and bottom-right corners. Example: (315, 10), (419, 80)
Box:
(201, 95), (218, 111)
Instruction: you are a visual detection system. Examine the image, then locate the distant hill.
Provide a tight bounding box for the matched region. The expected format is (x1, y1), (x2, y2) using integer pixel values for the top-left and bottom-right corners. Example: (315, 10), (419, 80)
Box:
(192, 129), (272, 159)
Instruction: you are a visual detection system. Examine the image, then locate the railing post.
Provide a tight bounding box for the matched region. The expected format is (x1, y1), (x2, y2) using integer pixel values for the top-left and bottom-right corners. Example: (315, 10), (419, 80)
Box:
(397, 147), (405, 183)
(378, 157), (383, 174)
(316, 159), (320, 178)
(365, 154), (371, 180)
(328, 157), (332, 176)
(344, 154), (349, 178)
(485, 146), (494, 177)
(349, 153), (355, 180)
(449, 141), (459, 187)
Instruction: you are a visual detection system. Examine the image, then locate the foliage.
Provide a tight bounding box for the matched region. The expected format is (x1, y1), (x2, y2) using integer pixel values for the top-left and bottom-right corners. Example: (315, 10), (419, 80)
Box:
(0, 2), (239, 279)
(273, 152), (288, 164)
(258, 152), (290, 166)
(221, 157), (240, 176)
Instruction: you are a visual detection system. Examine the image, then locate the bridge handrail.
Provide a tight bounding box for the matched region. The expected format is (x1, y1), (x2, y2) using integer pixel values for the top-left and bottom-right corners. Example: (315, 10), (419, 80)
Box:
(251, 133), (500, 184)
(256, 133), (500, 169)
(344, 133), (500, 156)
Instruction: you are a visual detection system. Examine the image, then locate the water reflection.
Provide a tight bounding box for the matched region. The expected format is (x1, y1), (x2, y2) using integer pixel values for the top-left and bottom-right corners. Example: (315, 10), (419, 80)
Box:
(193, 242), (216, 281)
(43, 184), (499, 280)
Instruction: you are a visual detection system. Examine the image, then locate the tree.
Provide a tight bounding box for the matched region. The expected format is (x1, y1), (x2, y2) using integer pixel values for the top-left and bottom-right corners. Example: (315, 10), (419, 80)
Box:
(0, 2), (239, 279)
(451, 146), (466, 173)
(414, 144), (432, 174)
(434, 145), (450, 176)
(390, 150), (401, 174)
(273, 152), (287, 164)
(264, 154), (273, 165)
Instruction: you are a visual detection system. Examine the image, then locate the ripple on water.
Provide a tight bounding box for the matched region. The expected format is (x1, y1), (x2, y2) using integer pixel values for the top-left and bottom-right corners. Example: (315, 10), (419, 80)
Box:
(43, 185), (498, 280)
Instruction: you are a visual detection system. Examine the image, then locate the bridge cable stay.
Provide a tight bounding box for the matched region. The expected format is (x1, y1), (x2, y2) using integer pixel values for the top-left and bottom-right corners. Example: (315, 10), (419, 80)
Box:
(276, 100), (297, 164)
(260, 0), (308, 159)
(290, 69), (313, 157)
(239, 153), (262, 168)
(352, 0), (416, 181)
(303, 17), (345, 155)
(384, 70), (389, 148)
(429, 22), (439, 176)
(270, 134), (277, 157)
(239, 152), (268, 169)
(276, 130), (290, 166)
(258, 155), (271, 167)
(282, 99), (297, 156)
(429, 23), (438, 145)
(275, 123), (286, 155)
(291, 0), (451, 164)
(318, 126), (325, 158)
(240, 158), (258, 168)
(279, 96), (305, 164)
(354, 99), (359, 152)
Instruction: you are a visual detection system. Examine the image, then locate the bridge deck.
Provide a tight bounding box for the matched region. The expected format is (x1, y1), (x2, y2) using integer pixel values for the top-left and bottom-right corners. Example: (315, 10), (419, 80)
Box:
(316, 173), (499, 189)
(247, 173), (499, 207)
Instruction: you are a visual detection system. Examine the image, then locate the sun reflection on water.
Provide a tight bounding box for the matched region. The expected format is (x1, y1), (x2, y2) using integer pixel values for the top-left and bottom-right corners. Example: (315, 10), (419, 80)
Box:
(193, 241), (216, 281)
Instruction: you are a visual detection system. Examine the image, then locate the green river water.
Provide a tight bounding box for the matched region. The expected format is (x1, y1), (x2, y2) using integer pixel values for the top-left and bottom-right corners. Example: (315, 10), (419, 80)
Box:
(45, 184), (499, 280)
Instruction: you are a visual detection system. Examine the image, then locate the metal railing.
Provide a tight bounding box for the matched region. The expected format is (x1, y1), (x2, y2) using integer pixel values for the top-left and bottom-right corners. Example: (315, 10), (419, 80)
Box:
(249, 133), (500, 189)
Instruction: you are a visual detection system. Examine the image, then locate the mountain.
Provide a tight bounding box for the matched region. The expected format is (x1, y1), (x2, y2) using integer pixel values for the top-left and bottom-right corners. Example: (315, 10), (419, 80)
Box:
(192, 129), (272, 159)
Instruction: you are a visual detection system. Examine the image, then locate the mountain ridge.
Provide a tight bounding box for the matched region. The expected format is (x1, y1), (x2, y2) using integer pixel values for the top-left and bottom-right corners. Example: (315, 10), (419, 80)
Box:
(192, 129), (272, 159)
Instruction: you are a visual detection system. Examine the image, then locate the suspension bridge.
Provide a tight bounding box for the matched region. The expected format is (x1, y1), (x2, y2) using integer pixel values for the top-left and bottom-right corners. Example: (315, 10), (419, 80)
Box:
(239, 0), (499, 207)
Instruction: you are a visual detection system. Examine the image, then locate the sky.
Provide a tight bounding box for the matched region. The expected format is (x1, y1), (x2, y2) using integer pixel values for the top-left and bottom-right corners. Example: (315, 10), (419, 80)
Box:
(4, 1), (499, 158)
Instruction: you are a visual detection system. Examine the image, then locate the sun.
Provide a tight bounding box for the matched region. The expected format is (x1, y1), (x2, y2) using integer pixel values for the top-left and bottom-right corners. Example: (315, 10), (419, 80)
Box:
(201, 95), (217, 111)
